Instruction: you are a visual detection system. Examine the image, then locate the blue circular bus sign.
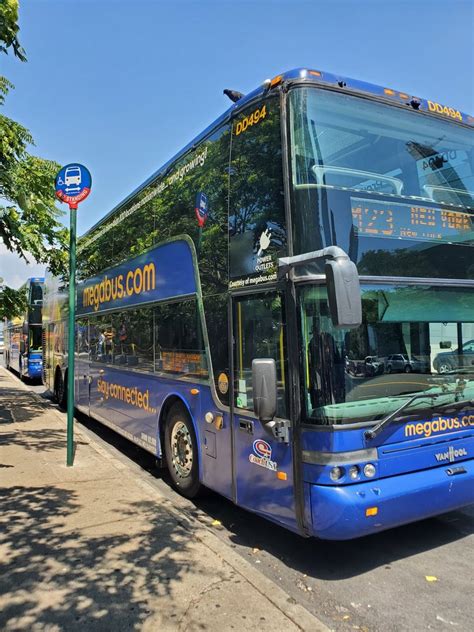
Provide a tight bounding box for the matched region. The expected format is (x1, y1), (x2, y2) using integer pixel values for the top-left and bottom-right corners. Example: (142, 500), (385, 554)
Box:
(55, 163), (92, 209)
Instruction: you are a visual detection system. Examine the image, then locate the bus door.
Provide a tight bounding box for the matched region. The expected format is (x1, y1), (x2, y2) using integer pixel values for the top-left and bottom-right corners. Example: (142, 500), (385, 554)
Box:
(232, 292), (298, 531)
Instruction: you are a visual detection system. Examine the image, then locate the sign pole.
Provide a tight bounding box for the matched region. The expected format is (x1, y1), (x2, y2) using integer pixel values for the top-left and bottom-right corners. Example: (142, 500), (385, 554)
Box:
(55, 162), (92, 468)
(66, 204), (77, 466)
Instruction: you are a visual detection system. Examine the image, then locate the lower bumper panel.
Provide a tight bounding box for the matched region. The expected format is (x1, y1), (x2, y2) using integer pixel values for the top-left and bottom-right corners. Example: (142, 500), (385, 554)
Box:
(309, 459), (474, 540)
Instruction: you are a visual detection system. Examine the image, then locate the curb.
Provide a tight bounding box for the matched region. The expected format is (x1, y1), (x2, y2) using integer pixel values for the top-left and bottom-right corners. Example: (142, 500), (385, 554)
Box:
(1, 368), (331, 632)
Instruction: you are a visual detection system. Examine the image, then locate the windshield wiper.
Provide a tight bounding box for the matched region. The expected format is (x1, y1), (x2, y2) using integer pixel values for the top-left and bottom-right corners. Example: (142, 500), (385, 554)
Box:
(364, 393), (440, 441)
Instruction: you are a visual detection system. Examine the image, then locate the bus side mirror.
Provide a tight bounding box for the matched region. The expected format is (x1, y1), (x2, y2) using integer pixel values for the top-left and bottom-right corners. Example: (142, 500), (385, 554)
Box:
(325, 258), (362, 329)
(22, 322), (28, 335)
(252, 358), (277, 422)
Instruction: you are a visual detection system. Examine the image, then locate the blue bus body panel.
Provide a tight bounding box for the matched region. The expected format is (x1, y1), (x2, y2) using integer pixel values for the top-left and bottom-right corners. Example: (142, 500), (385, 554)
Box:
(233, 413), (298, 532)
(77, 363), (235, 500)
(87, 364), (199, 453)
(309, 458), (474, 540)
(77, 239), (196, 316)
(27, 352), (43, 379)
(301, 415), (474, 538)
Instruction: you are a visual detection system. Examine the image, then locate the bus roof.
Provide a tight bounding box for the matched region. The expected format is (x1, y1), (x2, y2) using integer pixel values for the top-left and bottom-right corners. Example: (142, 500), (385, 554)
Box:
(82, 67), (473, 240)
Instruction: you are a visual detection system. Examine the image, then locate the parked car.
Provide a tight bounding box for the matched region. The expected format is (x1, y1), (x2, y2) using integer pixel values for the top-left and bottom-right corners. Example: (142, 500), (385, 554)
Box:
(433, 339), (474, 373)
(345, 355), (384, 377)
(385, 354), (428, 373)
(364, 355), (385, 377)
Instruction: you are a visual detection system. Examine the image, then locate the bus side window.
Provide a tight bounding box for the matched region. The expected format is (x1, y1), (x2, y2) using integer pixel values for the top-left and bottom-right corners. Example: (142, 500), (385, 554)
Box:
(154, 299), (208, 378)
(233, 293), (288, 418)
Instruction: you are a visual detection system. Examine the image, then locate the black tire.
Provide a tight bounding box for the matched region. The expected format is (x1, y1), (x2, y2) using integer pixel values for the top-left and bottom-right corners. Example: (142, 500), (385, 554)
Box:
(404, 365), (412, 373)
(386, 365), (392, 374)
(164, 403), (201, 498)
(54, 369), (67, 409)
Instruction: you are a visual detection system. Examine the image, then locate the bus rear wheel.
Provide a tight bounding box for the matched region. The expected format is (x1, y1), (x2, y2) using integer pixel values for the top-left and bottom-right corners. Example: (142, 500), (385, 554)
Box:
(54, 370), (67, 409)
(164, 403), (201, 499)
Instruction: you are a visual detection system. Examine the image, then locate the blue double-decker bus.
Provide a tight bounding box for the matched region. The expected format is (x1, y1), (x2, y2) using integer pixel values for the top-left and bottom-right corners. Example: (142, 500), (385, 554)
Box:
(43, 68), (474, 539)
(5, 277), (44, 381)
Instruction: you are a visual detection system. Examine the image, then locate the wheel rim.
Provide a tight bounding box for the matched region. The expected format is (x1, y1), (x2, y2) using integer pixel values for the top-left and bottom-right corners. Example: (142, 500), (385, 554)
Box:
(170, 420), (193, 478)
(438, 363), (451, 374)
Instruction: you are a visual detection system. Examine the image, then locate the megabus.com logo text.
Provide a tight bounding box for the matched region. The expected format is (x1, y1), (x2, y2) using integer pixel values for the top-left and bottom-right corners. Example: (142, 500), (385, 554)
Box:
(405, 414), (474, 439)
(82, 262), (156, 312)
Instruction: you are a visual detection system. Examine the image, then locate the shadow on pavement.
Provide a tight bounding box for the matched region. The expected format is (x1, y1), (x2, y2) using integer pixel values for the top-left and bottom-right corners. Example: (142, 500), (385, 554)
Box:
(0, 485), (200, 630)
(0, 372), (51, 426)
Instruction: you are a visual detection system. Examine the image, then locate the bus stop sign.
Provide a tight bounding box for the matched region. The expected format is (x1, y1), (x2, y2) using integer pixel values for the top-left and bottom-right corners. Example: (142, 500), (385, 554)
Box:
(55, 163), (92, 209)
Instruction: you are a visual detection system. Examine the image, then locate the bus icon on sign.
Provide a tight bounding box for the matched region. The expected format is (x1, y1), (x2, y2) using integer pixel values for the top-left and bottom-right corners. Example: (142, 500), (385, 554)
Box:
(65, 166), (82, 187)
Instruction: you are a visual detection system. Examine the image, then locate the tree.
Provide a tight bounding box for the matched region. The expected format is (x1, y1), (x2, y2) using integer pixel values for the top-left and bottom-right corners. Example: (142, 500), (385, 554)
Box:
(0, 284), (27, 321)
(0, 0), (68, 319)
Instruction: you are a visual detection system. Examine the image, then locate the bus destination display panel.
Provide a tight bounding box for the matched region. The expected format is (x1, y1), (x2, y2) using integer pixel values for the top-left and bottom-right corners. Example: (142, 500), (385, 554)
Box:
(351, 197), (473, 245)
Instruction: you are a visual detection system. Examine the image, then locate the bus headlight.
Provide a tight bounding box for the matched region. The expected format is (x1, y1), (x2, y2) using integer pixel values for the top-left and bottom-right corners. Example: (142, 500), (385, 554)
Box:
(364, 463), (376, 478)
(330, 466), (344, 481)
(348, 465), (360, 480)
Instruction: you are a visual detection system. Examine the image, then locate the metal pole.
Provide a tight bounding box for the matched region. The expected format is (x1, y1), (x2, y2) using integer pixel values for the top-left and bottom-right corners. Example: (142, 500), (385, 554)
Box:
(66, 206), (77, 466)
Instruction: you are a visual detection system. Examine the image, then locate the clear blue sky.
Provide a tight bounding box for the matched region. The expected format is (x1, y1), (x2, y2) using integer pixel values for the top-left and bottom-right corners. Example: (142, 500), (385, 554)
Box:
(1, 0), (473, 284)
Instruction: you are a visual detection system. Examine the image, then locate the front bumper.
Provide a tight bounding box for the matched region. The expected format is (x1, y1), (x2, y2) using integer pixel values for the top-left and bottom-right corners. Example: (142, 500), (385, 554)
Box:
(28, 363), (43, 379)
(309, 459), (474, 540)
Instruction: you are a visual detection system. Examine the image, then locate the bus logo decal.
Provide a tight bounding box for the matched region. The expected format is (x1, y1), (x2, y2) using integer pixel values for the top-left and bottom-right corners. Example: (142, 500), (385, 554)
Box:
(435, 446), (467, 463)
(249, 439), (277, 471)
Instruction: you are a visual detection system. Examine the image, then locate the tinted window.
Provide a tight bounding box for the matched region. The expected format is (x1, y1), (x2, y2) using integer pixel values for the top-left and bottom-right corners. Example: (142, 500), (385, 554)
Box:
(289, 87), (474, 279)
(155, 299), (208, 378)
(233, 293), (288, 417)
(299, 284), (474, 425)
(229, 97), (286, 287)
(204, 293), (229, 404)
(88, 309), (154, 372)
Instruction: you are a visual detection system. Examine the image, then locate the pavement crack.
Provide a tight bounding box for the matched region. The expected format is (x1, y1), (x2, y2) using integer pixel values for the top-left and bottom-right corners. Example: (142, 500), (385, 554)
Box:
(177, 576), (234, 631)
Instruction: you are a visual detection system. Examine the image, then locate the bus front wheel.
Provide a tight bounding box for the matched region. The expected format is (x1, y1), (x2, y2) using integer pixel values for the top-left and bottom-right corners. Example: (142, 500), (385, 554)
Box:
(164, 404), (201, 499)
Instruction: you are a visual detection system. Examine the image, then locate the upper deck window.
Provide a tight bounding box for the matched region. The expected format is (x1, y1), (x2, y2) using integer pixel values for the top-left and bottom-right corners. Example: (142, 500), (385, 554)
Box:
(289, 88), (474, 278)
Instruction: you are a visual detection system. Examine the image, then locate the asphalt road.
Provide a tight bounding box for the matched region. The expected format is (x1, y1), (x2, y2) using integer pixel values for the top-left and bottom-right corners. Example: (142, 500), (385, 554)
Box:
(6, 365), (474, 632)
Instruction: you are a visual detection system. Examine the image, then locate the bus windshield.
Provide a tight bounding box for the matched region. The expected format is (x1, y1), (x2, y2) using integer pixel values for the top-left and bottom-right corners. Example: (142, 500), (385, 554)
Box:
(299, 284), (474, 425)
(289, 87), (474, 278)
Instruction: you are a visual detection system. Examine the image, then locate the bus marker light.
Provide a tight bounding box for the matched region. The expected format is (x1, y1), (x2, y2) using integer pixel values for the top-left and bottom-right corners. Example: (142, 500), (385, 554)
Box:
(349, 465), (360, 480)
(270, 75), (283, 88)
(364, 463), (376, 478)
(384, 88), (395, 96)
(190, 388), (200, 395)
(309, 70), (322, 77)
(330, 466), (344, 481)
(214, 415), (224, 430)
(366, 507), (378, 517)
(277, 471), (287, 481)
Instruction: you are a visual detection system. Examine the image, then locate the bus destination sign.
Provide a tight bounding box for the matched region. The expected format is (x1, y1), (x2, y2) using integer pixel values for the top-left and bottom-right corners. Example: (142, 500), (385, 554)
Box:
(351, 197), (473, 245)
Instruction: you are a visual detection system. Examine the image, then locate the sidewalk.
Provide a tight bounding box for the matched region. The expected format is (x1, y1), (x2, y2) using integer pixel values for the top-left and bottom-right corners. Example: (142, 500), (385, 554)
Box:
(0, 367), (327, 632)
